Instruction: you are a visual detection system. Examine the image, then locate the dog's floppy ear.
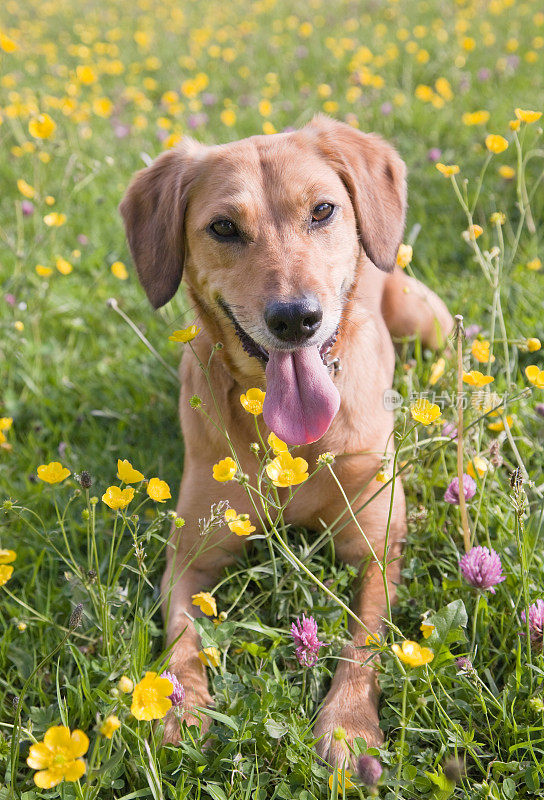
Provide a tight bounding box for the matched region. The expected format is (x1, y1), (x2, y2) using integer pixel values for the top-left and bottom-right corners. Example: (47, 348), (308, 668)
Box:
(305, 115), (407, 272)
(119, 141), (201, 308)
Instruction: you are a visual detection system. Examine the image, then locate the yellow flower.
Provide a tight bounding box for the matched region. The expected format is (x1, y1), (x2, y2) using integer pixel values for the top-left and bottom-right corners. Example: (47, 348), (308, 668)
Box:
(429, 357), (445, 386)
(213, 457), (237, 482)
(463, 370), (494, 387)
(509, 119), (521, 131)
(526, 365), (544, 388)
(28, 114), (56, 139)
(267, 431), (288, 455)
(364, 633), (382, 650)
(76, 65), (97, 84)
(37, 462), (71, 484)
(420, 622), (435, 639)
(485, 134), (509, 154)
(130, 672), (173, 721)
(436, 163), (460, 177)
(396, 243), (413, 268)
(490, 212), (506, 225)
(376, 470), (392, 484)
(44, 212), (66, 227)
(266, 451), (309, 487)
(467, 456), (488, 479)
(240, 388), (266, 415)
(117, 459), (144, 483)
(526, 257), (542, 271)
(0, 565), (14, 587)
(0, 550), (16, 564)
(465, 224), (483, 240)
(198, 647), (221, 667)
(17, 179), (35, 198)
(0, 417), (13, 431)
(168, 325), (200, 343)
(515, 108), (542, 124)
(192, 591), (217, 616)
(0, 33), (18, 52)
(527, 338), (541, 353)
(93, 97), (114, 118)
(100, 715), (120, 739)
(220, 109), (236, 127)
(410, 398), (442, 425)
(225, 508), (256, 536)
(111, 261), (128, 280)
(392, 640), (434, 666)
(118, 676), (134, 693)
(26, 726), (89, 789)
(328, 770), (354, 793)
(102, 485), (135, 510)
(498, 165), (515, 180)
(17, 622), (27, 631)
(36, 265), (53, 277)
(488, 415), (513, 432)
(146, 477), (171, 502)
(56, 257), (73, 275)
(462, 110), (490, 126)
(471, 340), (495, 363)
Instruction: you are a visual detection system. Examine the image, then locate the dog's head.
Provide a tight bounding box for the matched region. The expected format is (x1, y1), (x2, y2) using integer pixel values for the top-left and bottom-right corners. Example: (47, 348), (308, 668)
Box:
(120, 115), (406, 445)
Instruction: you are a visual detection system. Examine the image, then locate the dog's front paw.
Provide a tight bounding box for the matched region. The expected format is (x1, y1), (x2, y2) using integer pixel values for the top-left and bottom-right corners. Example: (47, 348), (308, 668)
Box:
(313, 685), (383, 769)
(161, 686), (213, 746)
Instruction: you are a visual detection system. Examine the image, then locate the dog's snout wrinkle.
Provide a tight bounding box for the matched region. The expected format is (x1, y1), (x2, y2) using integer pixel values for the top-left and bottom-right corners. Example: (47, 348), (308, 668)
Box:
(264, 296), (323, 344)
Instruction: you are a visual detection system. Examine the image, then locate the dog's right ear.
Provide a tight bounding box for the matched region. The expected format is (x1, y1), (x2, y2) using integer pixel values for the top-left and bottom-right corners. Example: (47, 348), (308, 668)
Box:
(119, 141), (201, 308)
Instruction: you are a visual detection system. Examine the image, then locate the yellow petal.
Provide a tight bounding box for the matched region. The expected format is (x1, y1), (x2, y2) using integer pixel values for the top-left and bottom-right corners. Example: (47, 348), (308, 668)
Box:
(62, 758), (86, 782)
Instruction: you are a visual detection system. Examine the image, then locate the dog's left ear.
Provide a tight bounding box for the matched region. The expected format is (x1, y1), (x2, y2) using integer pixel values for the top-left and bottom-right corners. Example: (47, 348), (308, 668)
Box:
(119, 140), (201, 308)
(305, 115), (407, 272)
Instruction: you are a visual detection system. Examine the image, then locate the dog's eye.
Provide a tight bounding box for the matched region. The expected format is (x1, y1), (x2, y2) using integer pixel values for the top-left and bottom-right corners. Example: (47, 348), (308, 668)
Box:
(209, 219), (239, 239)
(311, 203), (335, 224)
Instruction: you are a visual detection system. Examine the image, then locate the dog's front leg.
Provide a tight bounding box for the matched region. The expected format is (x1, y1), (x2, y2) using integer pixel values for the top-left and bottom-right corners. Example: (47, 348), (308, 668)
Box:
(160, 473), (251, 745)
(313, 479), (406, 769)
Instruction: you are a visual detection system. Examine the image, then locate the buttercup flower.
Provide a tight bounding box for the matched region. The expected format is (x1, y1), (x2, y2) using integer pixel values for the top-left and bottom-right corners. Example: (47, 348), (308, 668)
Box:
(118, 675), (134, 693)
(0, 565), (14, 587)
(225, 508), (256, 536)
(267, 431), (287, 454)
(429, 357), (445, 385)
(100, 716), (120, 739)
(436, 163), (460, 177)
(291, 614), (326, 666)
(147, 477), (171, 502)
(0, 549), (16, 564)
(526, 257), (542, 271)
(485, 134), (509, 154)
(56, 257), (72, 275)
(117, 459), (144, 483)
(240, 387), (266, 415)
(410, 398), (442, 425)
(357, 755), (383, 786)
(462, 110), (490, 126)
(459, 546), (505, 593)
(28, 113), (56, 139)
(43, 212), (66, 227)
(169, 325), (200, 343)
(198, 647), (221, 667)
(213, 456), (237, 481)
(467, 456), (488, 479)
(396, 243), (413, 268)
(471, 340), (494, 363)
(131, 672), (173, 720)
(526, 338), (541, 353)
(488, 415), (513, 432)
(499, 165), (515, 180)
(111, 261), (128, 280)
(17, 179), (35, 198)
(37, 462), (71, 484)
(329, 770), (354, 793)
(521, 600), (544, 650)
(525, 365), (544, 389)
(36, 265), (53, 277)
(364, 633), (382, 650)
(102, 485), (134, 510)
(376, 470), (392, 484)
(515, 108), (542, 124)
(392, 640), (434, 666)
(191, 591), (217, 616)
(266, 451), (309, 487)
(160, 671), (185, 706)
(420, 621), (435, 639)
(0, 417), (13, 431)
(27, 726), (88, 789)
(444, 474), (477, 504)
(463, 370), (494, 387)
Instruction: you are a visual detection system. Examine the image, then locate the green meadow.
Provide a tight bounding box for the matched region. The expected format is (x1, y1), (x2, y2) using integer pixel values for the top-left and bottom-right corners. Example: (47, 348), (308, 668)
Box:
(1, 0), (544, 796)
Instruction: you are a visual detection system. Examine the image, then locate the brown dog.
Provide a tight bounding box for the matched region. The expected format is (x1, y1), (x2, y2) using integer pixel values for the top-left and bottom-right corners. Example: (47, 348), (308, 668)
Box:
(120, 115), (452, 766)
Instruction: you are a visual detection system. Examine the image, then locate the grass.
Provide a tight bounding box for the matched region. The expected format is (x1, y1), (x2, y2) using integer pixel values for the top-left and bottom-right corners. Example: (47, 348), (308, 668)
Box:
(1, 0), (544, 796)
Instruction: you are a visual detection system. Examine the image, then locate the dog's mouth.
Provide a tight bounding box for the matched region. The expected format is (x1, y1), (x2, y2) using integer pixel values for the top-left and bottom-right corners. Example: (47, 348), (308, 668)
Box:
(218, 299), (341, 447)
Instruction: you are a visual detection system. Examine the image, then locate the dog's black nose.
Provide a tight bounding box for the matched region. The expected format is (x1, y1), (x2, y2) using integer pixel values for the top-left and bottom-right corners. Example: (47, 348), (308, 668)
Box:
(264, 296), (323, 343)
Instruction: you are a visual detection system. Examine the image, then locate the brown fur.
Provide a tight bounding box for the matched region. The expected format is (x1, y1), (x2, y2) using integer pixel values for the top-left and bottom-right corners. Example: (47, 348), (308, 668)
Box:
(120, 116), (452, 766)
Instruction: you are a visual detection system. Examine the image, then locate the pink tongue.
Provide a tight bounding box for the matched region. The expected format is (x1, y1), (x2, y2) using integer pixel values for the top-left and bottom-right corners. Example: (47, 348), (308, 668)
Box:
(263, 347), (340, 446)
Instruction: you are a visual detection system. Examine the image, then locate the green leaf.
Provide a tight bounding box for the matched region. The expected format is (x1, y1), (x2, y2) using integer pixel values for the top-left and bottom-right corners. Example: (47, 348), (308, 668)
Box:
(264, 718), (288, 738)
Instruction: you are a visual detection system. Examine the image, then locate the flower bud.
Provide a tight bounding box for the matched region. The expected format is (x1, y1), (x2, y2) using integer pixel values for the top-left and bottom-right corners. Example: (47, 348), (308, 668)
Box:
(356, 755), (383, 786)
(69, 603), (84, 629)
(175, 517), (185, 528)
